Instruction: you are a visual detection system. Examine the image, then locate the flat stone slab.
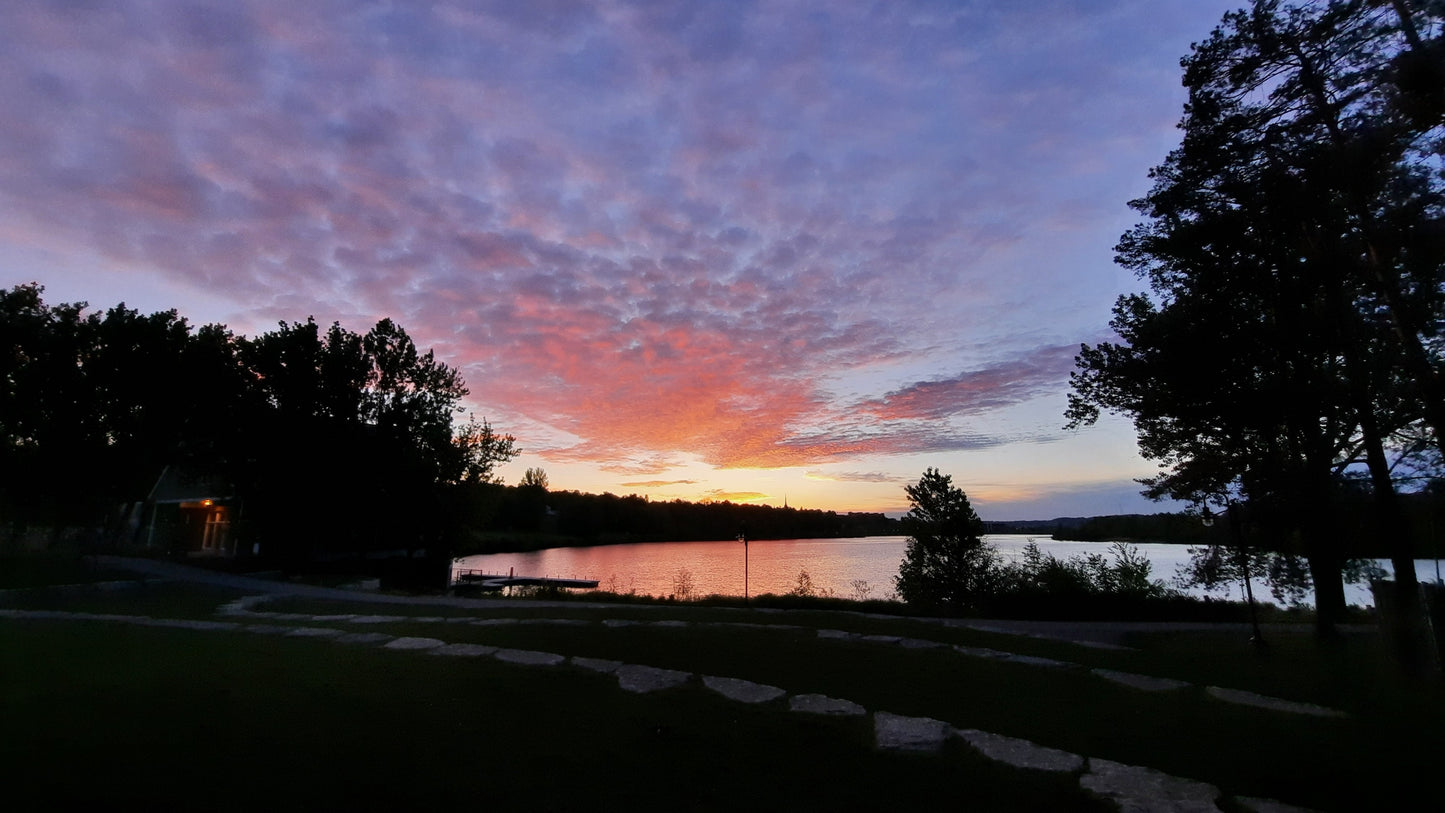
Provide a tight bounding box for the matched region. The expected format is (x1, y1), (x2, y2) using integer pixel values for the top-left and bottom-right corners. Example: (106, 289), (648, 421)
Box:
(349, 615), (407, 624)
(789, 694), (866, 717)
(472, 618), (519, 626)
(283, 626), (344, 638)
(334, 632), (395, 645)
(817, 629), (856, 639)
(652, 620), (689, 628)
(430, 643), (498, 657)
(897, 637), (947, 650)
(412, 616), (445, 624)
(383, 636), (447, 651)
(955, 729), (1084, 773)
(999, 653), (1076, 669)
(953, 645), (1012, 659)
(1093, 669), (1191, 692)
(138, 618), (241, 632)
(571, 657), (623, 674)
(859, 634), (902, 644)
(702, 675), (786, 704)
(615, 664), (691, 693)
(243, 624), (295, 635)
(1205, 687), (1347, 718)
(874, 712), (952, 752)
(602, 619), (638, 628)
(519, 618), (588, 626)
(307, 614), (357, 623)
(1235, 796), (1321, 813)
(1081, 758), (1221, 813)
(493, 648), (566, 666)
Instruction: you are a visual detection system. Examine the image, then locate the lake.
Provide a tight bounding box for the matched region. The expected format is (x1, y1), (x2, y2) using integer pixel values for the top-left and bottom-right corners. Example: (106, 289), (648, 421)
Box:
(453, 534), (1445, 608)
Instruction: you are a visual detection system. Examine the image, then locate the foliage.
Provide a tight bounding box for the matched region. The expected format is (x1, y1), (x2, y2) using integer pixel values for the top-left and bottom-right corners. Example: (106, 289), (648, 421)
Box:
(669, 567), (696, 600)
(1006, 542), (1173, 600)
(894, 468), (1003, 610)
(0, 283), (518, 557)
(788, 568), (834, 598)
(1065, 0), (1445, 632)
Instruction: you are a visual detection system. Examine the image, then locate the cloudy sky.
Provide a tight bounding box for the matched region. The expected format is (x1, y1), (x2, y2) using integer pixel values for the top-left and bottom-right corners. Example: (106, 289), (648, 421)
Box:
(0, 0), (1242, 519)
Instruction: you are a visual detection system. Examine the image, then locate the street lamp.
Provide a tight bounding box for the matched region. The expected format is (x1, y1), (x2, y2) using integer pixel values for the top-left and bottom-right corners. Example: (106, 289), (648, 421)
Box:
(737, 529), (749, 603)
(1202, 500), (1266, 648)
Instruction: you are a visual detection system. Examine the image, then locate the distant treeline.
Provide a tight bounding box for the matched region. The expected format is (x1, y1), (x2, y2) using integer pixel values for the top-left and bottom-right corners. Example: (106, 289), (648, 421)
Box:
(468, 483), (899, 553)
(989, 493), (1445, 559)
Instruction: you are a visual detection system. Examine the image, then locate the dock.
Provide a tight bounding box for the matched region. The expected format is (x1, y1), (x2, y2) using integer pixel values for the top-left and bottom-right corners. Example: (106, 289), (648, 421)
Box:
(452, 568), (599, 590)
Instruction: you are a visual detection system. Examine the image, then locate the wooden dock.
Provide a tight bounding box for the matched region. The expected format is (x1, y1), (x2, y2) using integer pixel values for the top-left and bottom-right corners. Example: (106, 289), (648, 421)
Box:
(452, 568), (599, 590)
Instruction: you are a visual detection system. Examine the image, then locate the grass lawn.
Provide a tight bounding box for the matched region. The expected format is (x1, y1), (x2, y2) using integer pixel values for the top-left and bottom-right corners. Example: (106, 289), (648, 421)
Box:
(0, 620), (1099, 812)
(3, 581), (1442, 811)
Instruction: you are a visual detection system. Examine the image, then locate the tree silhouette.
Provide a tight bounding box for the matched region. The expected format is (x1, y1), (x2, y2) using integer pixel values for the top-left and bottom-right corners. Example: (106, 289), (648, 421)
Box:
(1068, 0), (1444, 641)
(894, 468), (1001, 610)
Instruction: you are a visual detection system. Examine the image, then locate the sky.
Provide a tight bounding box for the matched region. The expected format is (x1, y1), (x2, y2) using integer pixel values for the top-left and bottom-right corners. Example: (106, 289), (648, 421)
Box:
(0, 0), (1245, 520)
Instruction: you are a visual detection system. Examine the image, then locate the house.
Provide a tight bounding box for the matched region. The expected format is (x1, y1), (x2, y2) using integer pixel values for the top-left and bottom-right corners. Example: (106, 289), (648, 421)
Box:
(142, 466), (241, 557)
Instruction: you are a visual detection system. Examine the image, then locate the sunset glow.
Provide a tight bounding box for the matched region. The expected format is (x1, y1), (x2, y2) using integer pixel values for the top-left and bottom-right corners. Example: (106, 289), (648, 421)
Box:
(0, 1), (1243, 518)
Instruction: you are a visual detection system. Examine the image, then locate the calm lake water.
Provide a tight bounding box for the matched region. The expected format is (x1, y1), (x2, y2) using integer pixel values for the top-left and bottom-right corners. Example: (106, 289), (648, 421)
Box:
(453, 534), (1445, 608)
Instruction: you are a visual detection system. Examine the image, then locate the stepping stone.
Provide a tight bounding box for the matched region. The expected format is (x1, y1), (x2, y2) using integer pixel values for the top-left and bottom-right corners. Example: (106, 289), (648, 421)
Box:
(652, 620), (689, 628)
(953, 645), (1011, 659)
(702, 676), (786, 704)
(999, 653), (1076, 669)
(789, 694), (866, 717)
(308, 614), (357, 622)
(860, 634), (902, 644)
(1204, 687), (1347, 719)
(493, 648), (566, 666)
(243, 624), (295, 635)
(283, 627), (343, 638)
(571, 657), (623, 674)
(269, 613), (312, 622)
(817, 629), (856, 639)
(874, 712), (952, 752)
(412, 616), (445, 624)
(954, 729), (1084, 773)
(1081, 758), (1221, 813)
(472, 618), (519, 626)
(898, 637), (947, 650)
(1093, 669), (1191, 692)
(350, 615), (406, 624)
(334, 632), (394, 645)
(142, 619), (242, 632)
(384, 637), (447, 651)
(602, 619), (638, 628)
(615, 664), (691, 693)
(430, 643), (498, 657)
(1235, 796), (1321, 813)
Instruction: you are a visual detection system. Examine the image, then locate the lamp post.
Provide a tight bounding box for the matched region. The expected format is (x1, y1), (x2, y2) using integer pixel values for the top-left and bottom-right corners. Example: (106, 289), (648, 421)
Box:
(1202, 500), (1266, 647)
(737, 529), (749, 603)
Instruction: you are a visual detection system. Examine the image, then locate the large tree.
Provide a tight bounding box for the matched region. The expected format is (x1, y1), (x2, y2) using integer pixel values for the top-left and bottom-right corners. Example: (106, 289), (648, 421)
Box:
(0, 284), (517, 560)
(1068, 0), (1444, 639)
(894, 468), (1001, 611)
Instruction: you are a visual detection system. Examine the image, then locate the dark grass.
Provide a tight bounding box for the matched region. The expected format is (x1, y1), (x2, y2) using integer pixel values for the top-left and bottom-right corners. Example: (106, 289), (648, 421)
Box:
(0, 620), (1103, 812)
(5, 581), (1442, 810)
(252, 611), (1441, 812)
(0, 580), (252, 618)
(0, 553), (134, 589)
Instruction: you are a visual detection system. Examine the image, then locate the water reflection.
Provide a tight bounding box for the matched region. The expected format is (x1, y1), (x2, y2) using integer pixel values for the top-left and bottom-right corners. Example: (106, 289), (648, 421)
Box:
(453, 534), (1435, 607)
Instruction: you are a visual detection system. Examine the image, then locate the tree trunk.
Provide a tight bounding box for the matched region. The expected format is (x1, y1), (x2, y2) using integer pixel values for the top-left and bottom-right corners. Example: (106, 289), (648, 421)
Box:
(1360, 407), (1433, 675)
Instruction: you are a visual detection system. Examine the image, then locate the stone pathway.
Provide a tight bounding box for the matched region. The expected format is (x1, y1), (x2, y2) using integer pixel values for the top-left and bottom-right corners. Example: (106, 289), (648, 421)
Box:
(1, 597), (1329, 812)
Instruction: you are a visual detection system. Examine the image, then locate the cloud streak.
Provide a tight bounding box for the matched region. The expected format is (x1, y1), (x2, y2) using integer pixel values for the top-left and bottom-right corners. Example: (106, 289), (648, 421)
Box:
(0, 0), (1240, 515)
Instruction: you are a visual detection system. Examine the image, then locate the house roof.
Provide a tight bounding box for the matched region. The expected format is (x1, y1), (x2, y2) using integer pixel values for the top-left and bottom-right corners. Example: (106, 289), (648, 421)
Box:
(147, 465), (236, 504)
